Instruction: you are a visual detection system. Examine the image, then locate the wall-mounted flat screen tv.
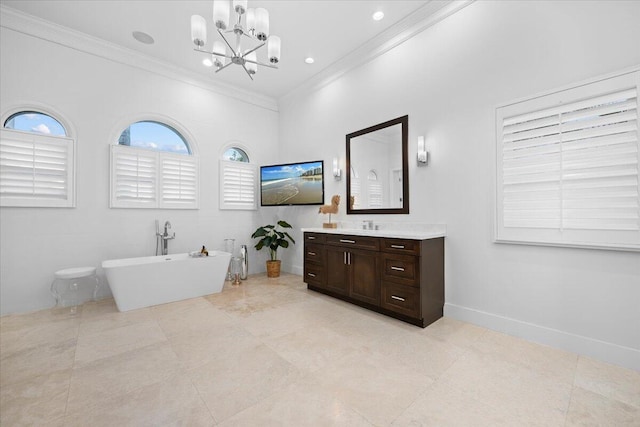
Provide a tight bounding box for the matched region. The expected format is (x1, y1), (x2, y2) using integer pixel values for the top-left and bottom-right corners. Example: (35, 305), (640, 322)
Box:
(260, 160), (324, 206)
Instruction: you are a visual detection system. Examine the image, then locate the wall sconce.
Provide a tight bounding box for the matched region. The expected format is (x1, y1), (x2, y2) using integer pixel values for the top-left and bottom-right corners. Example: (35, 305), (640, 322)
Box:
(333, 157), (342, 180)
(417, 135), (428, 166)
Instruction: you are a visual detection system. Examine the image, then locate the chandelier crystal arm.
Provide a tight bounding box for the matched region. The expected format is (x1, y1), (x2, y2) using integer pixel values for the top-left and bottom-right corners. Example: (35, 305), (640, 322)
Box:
(241, 42), (265, 58)
(215, 61), (234, 73)
(240, 63), (254, 81)
(218, 28), (239, 57)
(243, 58), (278, 69)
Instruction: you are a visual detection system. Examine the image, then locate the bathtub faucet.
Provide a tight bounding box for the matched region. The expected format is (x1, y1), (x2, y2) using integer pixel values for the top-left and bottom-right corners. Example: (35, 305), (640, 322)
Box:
(155, 220), (175, 255)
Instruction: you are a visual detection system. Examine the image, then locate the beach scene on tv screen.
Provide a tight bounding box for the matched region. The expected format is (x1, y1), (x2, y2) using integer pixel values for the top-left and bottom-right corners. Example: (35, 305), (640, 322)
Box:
(261, 161), (323, 205)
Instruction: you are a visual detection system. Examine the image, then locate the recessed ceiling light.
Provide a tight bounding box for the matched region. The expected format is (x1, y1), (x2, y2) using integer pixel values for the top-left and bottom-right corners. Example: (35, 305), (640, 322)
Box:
(372, 11), (384, 21)
(132, 31), (154, 45)
(202, 58), (213, 67)
(305, 57), (315, 64)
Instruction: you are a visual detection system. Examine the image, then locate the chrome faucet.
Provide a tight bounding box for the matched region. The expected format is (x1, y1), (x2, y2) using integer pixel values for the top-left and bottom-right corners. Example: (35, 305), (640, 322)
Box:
(155, 220), (175, 255)
(363, 220), (374, 230)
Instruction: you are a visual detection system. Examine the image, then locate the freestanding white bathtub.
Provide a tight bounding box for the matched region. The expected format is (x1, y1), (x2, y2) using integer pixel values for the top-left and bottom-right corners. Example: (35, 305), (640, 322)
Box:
(102, 252), (231, 312)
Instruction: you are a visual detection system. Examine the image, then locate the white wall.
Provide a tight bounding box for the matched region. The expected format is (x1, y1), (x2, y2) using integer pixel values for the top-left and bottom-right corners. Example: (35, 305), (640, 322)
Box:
(0, 26), (281, 315)
(278, 1), (640, 370)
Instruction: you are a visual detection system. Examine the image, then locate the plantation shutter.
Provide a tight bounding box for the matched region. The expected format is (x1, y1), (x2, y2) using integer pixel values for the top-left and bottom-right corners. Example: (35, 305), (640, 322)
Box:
(496, 69), (640, 250)
(0, 128), (75, 207)
(219, 159), (257, 210)
(110, 145), (157, 208)
(160, 154), (198, 208)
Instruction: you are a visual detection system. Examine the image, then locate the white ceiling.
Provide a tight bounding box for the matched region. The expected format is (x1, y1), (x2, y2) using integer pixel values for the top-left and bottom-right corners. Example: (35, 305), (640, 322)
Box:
(1, 0), (431, 99)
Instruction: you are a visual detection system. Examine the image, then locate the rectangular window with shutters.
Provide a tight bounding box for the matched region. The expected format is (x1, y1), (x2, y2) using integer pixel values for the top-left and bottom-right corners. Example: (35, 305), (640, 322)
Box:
(0, 128), (75, 207)
(219, 159), (257, 210)
(110, 145), (198, 209)
(495, 68), (640, 251)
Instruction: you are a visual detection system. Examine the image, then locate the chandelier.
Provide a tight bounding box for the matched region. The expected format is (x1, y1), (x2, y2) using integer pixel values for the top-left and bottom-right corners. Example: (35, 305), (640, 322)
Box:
(190, 0), (281, 80)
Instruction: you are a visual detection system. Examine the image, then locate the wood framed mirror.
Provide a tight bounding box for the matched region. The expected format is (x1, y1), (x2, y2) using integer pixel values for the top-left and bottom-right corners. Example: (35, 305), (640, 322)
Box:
(346, 115), (409, 214)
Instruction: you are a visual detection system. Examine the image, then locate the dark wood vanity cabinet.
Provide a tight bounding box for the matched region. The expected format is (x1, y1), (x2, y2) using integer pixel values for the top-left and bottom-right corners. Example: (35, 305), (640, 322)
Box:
(304, 232), (444, 328)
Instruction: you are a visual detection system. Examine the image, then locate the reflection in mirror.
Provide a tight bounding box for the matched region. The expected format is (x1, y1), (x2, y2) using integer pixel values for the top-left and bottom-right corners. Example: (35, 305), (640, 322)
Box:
(346, 115), (408, 214)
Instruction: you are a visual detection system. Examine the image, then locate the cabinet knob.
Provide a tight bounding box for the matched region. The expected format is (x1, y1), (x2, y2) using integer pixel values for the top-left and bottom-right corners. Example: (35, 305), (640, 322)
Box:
(391, 295), (406, 302)
(308, 252), (316, 256)
(307, 236), (316, 240)
(391, 266), (405, 272)
(339, 239), (356, 244)
(391, 244), (405, 249)
(307, 273), (316, 277)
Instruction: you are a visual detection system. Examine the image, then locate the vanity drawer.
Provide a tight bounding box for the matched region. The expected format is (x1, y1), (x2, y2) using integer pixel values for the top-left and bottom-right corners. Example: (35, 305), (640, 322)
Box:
(304, 243), (324, 264)
(304, 263), (324, 287)
(381, 238), (420, 256)
(381, 282), (420, 318)
(325, 234), (379, 251)
(381, 254), (419, 287)
(304, 233), (326, 244)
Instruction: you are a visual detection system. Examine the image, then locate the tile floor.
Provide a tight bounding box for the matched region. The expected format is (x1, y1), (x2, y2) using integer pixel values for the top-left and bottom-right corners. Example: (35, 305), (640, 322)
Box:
(1, 273), (639, 426)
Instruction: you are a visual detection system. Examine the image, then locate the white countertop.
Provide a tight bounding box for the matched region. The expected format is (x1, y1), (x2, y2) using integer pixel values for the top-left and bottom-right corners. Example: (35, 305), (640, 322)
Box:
(301, 225), (446, 240)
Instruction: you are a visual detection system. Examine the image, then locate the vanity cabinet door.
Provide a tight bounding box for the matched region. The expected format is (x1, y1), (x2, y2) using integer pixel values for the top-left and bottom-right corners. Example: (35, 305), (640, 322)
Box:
(348, 248), (379, 306)
(325, 246), (350, 296)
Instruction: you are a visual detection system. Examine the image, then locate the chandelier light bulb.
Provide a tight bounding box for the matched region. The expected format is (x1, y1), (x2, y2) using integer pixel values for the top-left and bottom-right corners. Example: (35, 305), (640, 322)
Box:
(233, 0), (247, 14)
(212, 40), (226, 67)
(213, 0), (230, 30)
(246, 8), (256, 32)
(373, 11), (384, 21)
(190, 15), (207, 47)
(255, 8), (269, 41)
(202, 57), (213, 67)
(268, 35), (281, 64)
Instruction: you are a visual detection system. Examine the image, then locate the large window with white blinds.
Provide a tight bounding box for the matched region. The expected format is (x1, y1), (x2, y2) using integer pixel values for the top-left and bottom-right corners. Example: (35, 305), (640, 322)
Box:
(1, 113), (75, 208)
(110, 121), (198, 209)
(495, 69), (640, 251)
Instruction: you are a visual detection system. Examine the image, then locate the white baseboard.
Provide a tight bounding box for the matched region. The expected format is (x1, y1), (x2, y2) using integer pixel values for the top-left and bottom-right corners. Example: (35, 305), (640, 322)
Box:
(445, 303), (640, 372)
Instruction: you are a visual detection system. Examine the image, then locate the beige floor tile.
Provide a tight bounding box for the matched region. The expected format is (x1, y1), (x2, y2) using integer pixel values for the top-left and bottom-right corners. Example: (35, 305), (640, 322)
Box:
(78, 305), (154, 337)
(263, 324), (363, 374)
(73, 320), (167, 367)
(380, 332), (467, 381)
(312, 350), (434, 425)
(188, 342), (302, 422)
(0, 369), (71, 426)
(420, 316), (487, 348)
(575, 356), (640, 409)
(0, 338), (76, 386)
(168, 323), (262, 370)
(2, 274), (637, 426)
(566, 386), (640, 426)
(154, 303), (233, 338)
(219, 376), (373, 427)
(63, 373), (214, 427)
(438, 348), (572, 426)
(472, 329), (578, 383)
(66, 342), (182, 414)
(0, 316), (79, 356)
(392, 381), (520, 426)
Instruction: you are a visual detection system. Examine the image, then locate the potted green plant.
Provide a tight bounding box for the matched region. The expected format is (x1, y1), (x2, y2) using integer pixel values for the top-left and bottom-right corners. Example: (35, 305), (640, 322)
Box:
(251, 220), (295, 278)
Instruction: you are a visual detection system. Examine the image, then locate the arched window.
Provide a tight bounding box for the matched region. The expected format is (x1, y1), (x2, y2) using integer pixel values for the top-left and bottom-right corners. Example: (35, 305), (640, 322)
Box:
(1, 110), (75, 207)
(110, 120), (198, 209)
(4, 111), (67, 137)
(219, 145), (257, 210)
(222, 147), (249, 162)
(118, 121), (190, 154)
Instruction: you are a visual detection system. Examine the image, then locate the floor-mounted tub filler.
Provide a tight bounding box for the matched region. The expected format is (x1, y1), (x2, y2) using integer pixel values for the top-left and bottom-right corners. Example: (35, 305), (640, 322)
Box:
(102, 252), (231, 311)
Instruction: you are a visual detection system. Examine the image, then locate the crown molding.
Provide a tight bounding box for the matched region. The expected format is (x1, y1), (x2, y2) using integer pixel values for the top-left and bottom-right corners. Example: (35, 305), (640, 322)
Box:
(279, 0), (475, 107)
(0, 5), (279, 112)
